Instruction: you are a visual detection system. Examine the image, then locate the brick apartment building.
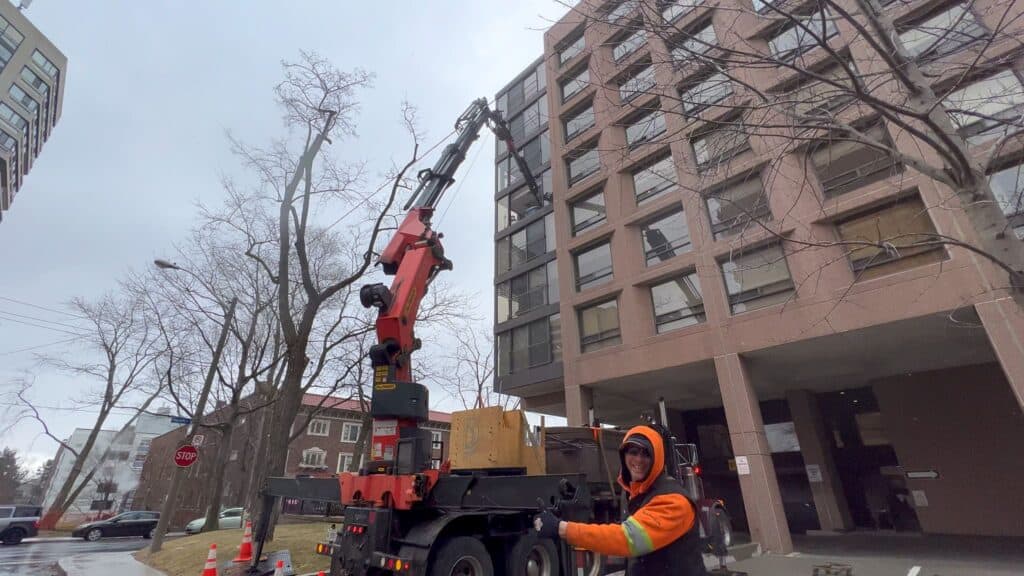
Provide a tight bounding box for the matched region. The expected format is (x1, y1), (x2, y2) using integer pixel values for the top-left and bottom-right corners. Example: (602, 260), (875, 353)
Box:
(493, 0), (1024, 553)
(133, 393), (451, 529)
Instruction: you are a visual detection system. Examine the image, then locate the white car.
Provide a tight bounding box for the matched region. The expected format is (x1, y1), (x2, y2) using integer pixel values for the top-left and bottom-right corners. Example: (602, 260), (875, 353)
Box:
(184, 507), (244, 535)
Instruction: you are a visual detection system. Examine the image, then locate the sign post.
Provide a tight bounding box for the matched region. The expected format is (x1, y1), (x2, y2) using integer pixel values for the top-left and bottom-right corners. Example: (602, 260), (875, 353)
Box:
(174, 445), (199, 468)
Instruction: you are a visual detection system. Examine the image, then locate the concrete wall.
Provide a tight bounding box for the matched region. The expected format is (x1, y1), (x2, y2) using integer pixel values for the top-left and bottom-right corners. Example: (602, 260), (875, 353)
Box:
(873, 363), (1024, 537)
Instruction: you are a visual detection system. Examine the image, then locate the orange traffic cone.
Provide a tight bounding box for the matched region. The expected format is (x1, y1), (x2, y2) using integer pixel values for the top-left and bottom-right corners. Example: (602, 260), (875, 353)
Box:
(201, 543), (218, 576)
(232, 520), (253, 563)
(272, 559), (285, 576)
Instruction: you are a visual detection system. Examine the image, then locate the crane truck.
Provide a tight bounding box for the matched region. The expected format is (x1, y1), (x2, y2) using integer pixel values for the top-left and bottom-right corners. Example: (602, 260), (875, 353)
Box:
(245, 98), (730, 576)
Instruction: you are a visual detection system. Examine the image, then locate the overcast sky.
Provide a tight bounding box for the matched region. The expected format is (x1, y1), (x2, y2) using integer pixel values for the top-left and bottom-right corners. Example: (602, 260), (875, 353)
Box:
(0, 1), (566, 470)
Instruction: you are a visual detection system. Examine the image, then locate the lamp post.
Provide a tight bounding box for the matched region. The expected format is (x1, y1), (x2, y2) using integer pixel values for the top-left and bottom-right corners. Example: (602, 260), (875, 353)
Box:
(149, 259), (237, 553)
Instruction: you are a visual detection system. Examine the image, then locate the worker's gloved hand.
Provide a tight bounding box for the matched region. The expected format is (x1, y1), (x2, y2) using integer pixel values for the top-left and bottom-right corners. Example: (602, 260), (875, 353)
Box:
(533, 509), (561, 540)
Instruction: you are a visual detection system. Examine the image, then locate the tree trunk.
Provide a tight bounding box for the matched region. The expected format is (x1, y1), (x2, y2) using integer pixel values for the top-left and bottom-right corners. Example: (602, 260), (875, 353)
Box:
(40, 413), (110, 529)
(203, 422), (237, 531)
(350, 413), (373, 471)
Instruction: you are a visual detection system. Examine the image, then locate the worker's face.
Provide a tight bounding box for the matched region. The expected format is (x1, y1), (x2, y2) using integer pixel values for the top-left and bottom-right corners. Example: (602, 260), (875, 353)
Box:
(624, 445), (652, 481)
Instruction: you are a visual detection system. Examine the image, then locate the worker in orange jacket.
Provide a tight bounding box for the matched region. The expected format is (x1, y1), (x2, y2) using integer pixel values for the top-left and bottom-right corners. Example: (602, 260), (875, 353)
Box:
(535, 425), (707, 575)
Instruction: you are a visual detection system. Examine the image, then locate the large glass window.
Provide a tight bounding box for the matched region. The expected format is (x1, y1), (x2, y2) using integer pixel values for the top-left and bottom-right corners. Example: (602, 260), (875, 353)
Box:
(810, 123), (903, 199)
(692, 122), (750, 169)
(574, 241), (613, 291)
(988, 162), (1024, 239)
(721, 244), (795, 313)
(679, 71), (732, 114)
(605, 1), (633, 24)
(0, 102), (27, 133)
(509, 98), (548, 144)
(619, 65), (656, 103)
(625, 109), (666, 148)
(784, 60), (856, 118)
(498, 132), (550, 191)
(20, 66), (48, 96)
(943, 70), (1024, 144)
(31, 50), (58, 79)
(562, 66), (591, 102)
(661, 0), (705, 22)
(497, 264), (553, 322)
(898, 4), (987, 64)
(835, 195), (947, 280)
(571, 188), (607, 235)
(0, 16), (23, 70)
(498, 318), (555, 375)
(8, 85), (38, 114)
(564, 103), (595, 142)
(706, 174), (771, 239)
(579, 299), (622, 353)
(670, 23), (717, 62)
(641, 209), (691, 265)
(499, 63), (546, 118)
(498, 215), (555, 274)
(650, 272), (705, 333)
(568, 145), (601, 185)
(560, 32), (586, 66)
(769, 10), (838, 62)
(632, 154), (678, 205)
(613, 30), (646, 62)
(550, 314), (562, 362)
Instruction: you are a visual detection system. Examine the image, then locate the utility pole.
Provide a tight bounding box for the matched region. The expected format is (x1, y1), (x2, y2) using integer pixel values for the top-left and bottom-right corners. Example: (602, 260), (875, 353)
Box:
(149, 295), (237, 553)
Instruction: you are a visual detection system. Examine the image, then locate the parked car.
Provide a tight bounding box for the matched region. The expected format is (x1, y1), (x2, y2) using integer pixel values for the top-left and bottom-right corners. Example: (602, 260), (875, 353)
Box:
(184, 507), (244, 535)
(71, 511), (160, 541)
(0, 505), (41, 545)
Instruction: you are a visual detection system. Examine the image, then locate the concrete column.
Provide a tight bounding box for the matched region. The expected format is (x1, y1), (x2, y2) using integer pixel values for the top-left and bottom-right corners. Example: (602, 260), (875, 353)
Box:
(787, 389), (854, 532)
(715, 353), (793, 554)
(565, 385), (594, 427)
(977, 298), (1024, 410)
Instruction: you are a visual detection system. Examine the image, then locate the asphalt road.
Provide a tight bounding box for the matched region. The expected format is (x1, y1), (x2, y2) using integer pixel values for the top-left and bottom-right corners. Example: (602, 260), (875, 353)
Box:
(0, 537), (152, 576)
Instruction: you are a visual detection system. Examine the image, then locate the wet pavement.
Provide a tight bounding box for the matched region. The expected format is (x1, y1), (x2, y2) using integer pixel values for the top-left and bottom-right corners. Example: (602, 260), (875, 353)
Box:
(0, 537), (148, 575)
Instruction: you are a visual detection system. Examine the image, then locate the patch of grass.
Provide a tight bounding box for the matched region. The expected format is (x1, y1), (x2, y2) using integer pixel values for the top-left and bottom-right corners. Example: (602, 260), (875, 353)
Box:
(135, 523), (332, 576)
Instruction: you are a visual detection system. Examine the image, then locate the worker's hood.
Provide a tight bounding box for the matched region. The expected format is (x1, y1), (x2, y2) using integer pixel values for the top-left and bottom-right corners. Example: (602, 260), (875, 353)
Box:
(617, 425), (665, 499)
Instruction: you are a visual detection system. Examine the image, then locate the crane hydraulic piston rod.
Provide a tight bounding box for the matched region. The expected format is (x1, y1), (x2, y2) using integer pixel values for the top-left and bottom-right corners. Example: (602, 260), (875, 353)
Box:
(357, 98), (542, 482)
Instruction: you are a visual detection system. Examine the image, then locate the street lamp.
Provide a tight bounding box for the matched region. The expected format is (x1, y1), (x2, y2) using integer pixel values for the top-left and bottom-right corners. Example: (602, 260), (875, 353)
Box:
(148, 259), (238, 554)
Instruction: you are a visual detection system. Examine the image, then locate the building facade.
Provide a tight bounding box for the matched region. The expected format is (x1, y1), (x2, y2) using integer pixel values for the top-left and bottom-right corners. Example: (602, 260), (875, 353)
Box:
(134, 394), (452, 529)
(496, 0), (1024, 552)
(0, 1), (65, 222)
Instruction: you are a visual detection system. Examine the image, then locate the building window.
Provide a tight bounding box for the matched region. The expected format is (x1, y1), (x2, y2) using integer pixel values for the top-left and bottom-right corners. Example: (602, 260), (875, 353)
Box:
(988, 162), (1024, 239)
(300, 448), (327, 468)
(613, 30), (646, 62)
(31, 50), (58, 79)
(898, 4), (987, 64)
(498, 62), (546, 118)
(560, 31), (586, 66)
(641, 209), (692, 266)
(20, 66), (48, 96)
(337, 453), (354, 473)
(497, 171), (552, 232)
(430, 430), (443, 448)
(604, 1), (634, 24)
(943, 69), (1024, 145)
(567, 145), (601, 186)
(662, 0), (705, 22)
(564, 103), (595, 142)
(679, 71), (732, 115)
(571, 188), (607, 235)
(692, 120), (750, 170)
(624, 108), (667, 148)
(550, 313), (562, 362)
(574, 241), (614, 291)
(497, 132), (549, 191)
(0, 102), (27, 133)
(508, 98), (548, 145)
(835, 195), (947, 280)
(632, 153), (678, 205)
(307, 419), (330, 437)
(497, 264), (551, 322)
(561, 66), (591, 102)
(809, 123), (903, 199)
(500, 317), (554, 373)
(706, 173), (771, 239)
(497, 214), (555, 275)
(0, 16), (23, 70)
(669, 23), (717, 62)
(769, 10), (838, 62)
(619, 65), (656, 103)
(579, 299), (622, 353)
(9, 85), (38, 114)
(651, 272), (705, 333)
(341, 422), (361, 443)
(721, 244), (795, 314)
(783, 60), (856, 119)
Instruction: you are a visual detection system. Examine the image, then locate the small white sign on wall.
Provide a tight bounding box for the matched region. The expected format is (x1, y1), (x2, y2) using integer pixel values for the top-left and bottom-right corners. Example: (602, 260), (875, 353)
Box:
(912, 489), (929, 507)
(806, 464), (823, 483)
(735, 456), (750, 475)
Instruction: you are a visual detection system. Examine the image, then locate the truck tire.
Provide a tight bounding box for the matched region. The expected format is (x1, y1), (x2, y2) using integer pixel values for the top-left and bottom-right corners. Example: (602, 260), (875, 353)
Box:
(430, 536), (494, 576)
(2, 528), (25, 545)
(505, 533), (559, 576)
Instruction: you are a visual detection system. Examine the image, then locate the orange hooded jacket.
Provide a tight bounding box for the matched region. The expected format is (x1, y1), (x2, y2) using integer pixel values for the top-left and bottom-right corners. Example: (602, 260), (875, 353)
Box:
(564, 425), (696, 558)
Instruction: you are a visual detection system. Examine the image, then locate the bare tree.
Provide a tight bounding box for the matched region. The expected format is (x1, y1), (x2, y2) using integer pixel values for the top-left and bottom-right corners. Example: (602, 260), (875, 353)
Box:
(431, 322), (520, 411)
(558, 0), (1024, 309)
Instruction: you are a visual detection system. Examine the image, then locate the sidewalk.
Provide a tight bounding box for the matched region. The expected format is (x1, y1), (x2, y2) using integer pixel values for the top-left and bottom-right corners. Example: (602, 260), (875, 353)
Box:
(59, 551), (166, 576)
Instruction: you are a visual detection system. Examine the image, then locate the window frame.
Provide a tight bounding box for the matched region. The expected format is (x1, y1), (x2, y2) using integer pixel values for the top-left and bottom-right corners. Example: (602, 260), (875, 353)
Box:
(809, 122), (903, 199)
(571, 187), (607, 235)
(578, 298), (622, 353)
(307, 418), (330, 437)
(563, 102), (595, 142)
(574, 241), (614, 291)
(559, 31), (586, 66)
(561, 66), (591, 102)
(632, 153), (678, 205)
(641, 209), (692, 266)
(897, 3), (988, 64)
(337, 453), (354, 473)
(988, 161), (1024, 239)
(679, 71), (733, 115)
(705, 173), (772, 239)
(720, 243), (796, 314)
(768, 9), (838, 62)
(691, 121), (751, 170)
(567, 144), (601, 186)
(341, 421), (362, 443)
(300, 447), (327, 468)
(624, 108), (667, 148)
(613, 29), (647, 62)
(650, 272), (705, 333)
(619, 64), (657, 103)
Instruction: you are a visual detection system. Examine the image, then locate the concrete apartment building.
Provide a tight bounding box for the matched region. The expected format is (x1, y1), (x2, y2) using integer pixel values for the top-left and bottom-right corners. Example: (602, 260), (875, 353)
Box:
(41, 412), (178, 526)
(133, 394), (452, 529)
(494, 0), (1024, 553)
(0, 1), (65, 222)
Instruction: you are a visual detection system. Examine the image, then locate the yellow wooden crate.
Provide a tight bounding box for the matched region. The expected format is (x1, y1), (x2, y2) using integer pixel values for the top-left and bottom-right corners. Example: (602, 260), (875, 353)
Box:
(449, 407), (545, 475)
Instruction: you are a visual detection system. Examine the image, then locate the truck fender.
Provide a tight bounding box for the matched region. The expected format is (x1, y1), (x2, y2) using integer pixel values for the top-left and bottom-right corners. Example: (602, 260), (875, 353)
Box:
(397, 510), (522, 569)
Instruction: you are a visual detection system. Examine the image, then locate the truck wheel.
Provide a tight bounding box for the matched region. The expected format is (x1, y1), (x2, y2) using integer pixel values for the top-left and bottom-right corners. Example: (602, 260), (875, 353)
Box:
(505, 534), (558, 576)
(430, 536), (494, 576)
(2, 528), (25, 545)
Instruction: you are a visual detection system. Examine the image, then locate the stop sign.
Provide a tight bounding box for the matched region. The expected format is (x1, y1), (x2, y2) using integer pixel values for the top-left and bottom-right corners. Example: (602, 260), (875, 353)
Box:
(174, 445), (198, 468)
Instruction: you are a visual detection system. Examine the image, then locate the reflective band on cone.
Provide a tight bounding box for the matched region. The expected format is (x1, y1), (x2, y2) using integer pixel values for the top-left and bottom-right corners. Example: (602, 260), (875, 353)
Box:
(233, 520), (253, 563)
(272, 559), (285, 576)
(201, 544), (218, 576)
